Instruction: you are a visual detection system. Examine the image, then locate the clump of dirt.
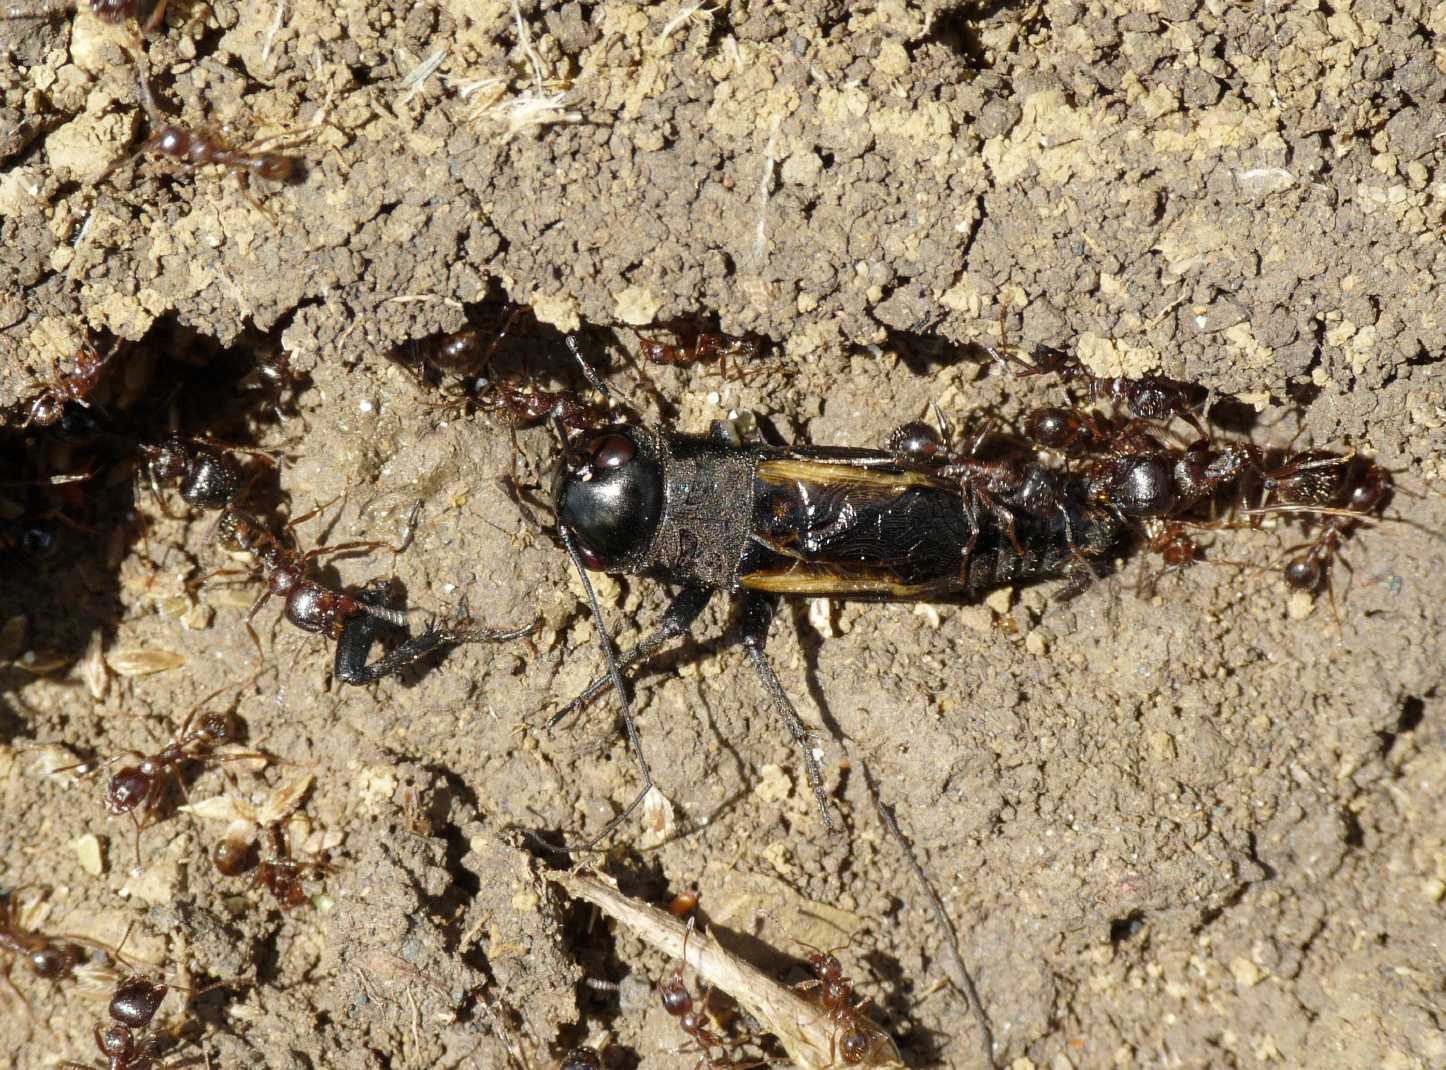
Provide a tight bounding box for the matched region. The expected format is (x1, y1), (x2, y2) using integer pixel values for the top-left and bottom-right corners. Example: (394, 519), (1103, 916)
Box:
(2, 2), (1444, 1069)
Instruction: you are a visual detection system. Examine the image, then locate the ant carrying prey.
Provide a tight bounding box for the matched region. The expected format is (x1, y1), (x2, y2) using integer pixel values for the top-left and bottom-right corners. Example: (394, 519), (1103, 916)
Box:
(400, 325), (1410, 851)
(397, 334), (1125, 849)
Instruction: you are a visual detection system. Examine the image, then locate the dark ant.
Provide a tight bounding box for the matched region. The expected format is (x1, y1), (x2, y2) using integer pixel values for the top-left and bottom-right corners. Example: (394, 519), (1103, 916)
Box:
(637, 326), (763, 382)
(1, 0), (167, 34)
(388, 305), (526, 397)
(18, 343), (118, 430)
(0, 887), (131, 1008)
(139, 435), (261, 515)
(239, 352), (305, 423)
(66, 682), (265, 868)
(557, 1049), (603, 1070)
(793, 943), (888, 1067)
(659, 920), (767, 1070)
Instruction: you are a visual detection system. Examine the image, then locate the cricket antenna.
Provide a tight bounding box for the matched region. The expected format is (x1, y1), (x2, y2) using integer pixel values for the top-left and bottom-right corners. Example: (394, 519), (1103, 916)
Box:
(550, 411), (656, 852)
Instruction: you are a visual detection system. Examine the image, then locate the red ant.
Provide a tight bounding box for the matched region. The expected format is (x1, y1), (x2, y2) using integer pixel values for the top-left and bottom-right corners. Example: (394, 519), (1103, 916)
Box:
(101, 78), (301, 210)
(253, 822), (332, 909)
(66, 681), (266, 868)
(991, 340), (1209, 438)
(2, 0), (167, 34)
(62, 964), (238, 1070)
(18, 342), (118, 430)
(658, 919), (768, 1070)
(388, 305), (526, 398)
(59, 973), (173, 1070)
(1249, 451), (1391, 594)
(793, 942), (888, 1067)
(211, 500), (413, 649)
(0, 887), (132, 1009)
(637, 327), (763, 383)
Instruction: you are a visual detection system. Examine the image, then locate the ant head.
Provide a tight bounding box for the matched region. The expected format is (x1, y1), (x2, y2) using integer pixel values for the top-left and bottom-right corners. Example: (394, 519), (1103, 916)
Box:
(554, 425), (663, 572)
(141, 439), (190, 483)
(106, 766), (154, 813)
(29, 943), (77, 979)
(110, 975), (168, 1029)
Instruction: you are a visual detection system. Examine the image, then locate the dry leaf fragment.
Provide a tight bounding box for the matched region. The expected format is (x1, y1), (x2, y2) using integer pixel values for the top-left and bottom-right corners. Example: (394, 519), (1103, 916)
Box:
(554, 871), (903, 1070)
(258, 773), (314, 826)
(105, 648), (186, 676)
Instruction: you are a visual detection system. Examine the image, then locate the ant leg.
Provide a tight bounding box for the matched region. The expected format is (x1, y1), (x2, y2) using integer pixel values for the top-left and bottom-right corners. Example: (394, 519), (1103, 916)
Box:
(298, 539), (386, 566)
(546, 586), (713, 729)
(738, 592), (833, 831)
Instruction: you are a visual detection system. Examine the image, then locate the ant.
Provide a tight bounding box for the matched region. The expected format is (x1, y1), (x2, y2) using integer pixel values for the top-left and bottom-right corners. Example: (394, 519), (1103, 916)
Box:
(793, 943), (888, 1067)
(659, 919), (768, 1070)
(239, 352), (306, 423)
(1250, 451), (1391, 593)
(989, 339), (1209, 438)
(1, 0), (167, 34)
(62, 965), (236, 1070)
(67, 682), (266, 868)
(209, 496), (414, 646)
(388, 305), (526, 397)
(102, 78), (301, 210)
(59, 973), (173, 1070)
(637, 325), (763, 383)
(18, 342), (118, 430)
(139, 435), (262, 515)
(253, 822), (331, 909)
(0, 887), (131, 1008)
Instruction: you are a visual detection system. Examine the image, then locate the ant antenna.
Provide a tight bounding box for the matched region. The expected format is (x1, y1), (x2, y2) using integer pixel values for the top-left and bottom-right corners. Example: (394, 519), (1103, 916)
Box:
(564, 335), (613, 402)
